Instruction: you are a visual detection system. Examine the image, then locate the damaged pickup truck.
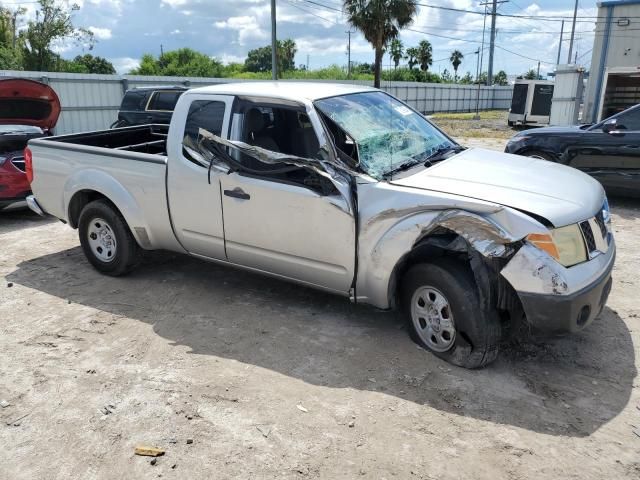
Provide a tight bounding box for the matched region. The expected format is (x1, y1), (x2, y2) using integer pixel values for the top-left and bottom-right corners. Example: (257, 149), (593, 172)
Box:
(25, 83), (615, 368)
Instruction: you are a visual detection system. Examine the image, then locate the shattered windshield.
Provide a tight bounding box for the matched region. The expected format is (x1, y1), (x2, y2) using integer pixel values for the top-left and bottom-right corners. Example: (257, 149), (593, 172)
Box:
(315, 91), (456, 179)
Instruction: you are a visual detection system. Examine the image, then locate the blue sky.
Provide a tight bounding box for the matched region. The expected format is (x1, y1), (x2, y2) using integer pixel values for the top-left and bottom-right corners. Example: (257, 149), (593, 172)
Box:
(18, 0), (599, 76)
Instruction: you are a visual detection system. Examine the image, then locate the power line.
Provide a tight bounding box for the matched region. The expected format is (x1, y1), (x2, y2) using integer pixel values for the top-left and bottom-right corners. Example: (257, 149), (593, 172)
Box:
(415, 3), (633, 23)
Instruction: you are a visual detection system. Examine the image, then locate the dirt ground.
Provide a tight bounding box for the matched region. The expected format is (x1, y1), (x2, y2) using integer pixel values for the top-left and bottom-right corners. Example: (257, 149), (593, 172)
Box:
(1, 136), (640, 479)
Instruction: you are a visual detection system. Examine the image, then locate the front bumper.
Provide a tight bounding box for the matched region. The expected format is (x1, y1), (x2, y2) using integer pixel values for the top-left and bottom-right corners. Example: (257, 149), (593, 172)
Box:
(517, 253), (614, 333)
(501, 238), (616, 334)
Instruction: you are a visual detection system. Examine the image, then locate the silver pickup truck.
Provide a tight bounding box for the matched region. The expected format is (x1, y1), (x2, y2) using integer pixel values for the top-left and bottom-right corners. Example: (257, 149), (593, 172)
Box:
(25, 82), (615, 368)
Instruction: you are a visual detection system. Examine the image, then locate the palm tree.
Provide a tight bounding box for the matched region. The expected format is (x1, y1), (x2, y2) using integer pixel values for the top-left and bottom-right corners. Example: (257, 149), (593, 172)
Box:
(406, 46), (419, 70)
(450, 49), (463, 81)
(417, 39), (432, 71)
(389, 38), (404, 70)
(343, 0), (417, 88)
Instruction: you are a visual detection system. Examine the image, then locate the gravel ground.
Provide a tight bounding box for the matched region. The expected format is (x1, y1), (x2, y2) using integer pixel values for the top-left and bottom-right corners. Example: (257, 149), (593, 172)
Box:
(1, 138), (639, 479)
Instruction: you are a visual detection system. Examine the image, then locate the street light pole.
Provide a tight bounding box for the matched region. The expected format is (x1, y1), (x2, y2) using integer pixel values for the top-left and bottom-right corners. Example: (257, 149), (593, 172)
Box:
(271, 0), (277, 80)
(567, 0), (578, 64)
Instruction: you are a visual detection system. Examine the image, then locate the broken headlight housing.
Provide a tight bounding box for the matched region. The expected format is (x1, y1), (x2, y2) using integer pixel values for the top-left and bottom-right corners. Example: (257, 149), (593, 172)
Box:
(526, 224), (588, 267)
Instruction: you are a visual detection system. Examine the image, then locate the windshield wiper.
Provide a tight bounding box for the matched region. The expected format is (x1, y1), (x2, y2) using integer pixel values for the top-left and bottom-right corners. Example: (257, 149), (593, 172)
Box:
(423, 144), (464, 164)
(381, 159), (423, 179)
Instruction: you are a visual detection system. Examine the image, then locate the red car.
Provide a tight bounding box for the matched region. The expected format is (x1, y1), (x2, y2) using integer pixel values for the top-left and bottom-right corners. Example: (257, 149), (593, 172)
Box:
(0, 78), (60, 211)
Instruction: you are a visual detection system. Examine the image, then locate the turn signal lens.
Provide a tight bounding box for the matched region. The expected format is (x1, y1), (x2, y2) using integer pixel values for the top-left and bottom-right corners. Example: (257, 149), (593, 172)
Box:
(526, 233), (560, 260)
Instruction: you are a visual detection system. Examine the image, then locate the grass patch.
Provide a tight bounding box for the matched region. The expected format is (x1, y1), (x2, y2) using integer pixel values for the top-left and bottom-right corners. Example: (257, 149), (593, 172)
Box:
(430, 110), (506, 121)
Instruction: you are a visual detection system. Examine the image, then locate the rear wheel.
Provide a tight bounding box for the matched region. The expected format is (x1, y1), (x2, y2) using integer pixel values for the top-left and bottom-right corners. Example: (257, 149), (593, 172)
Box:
(524, 150), (555, 161)
(78, 199), (140, 276)
(401, 258), (501, 368)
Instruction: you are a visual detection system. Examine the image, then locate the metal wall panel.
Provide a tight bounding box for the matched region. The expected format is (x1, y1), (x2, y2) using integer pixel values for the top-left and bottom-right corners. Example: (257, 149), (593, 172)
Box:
(0, 70), (513, 134)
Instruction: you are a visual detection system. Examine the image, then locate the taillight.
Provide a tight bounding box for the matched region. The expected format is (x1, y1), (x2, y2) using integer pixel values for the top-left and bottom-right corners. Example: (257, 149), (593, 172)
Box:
(24, 147), (33, 183)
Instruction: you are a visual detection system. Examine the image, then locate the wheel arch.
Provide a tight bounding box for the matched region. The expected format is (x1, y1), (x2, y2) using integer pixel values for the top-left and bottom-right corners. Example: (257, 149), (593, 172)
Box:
(357, 209), (521, 310)
(64, 169), (150, 248)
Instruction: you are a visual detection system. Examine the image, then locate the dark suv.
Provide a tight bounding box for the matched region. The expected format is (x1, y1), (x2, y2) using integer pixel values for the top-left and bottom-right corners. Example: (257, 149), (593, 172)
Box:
(111, 86), (187, 128)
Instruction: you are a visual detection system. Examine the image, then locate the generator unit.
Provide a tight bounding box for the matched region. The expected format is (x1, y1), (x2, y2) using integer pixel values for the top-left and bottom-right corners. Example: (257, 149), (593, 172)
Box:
(508, 79), (555, 127)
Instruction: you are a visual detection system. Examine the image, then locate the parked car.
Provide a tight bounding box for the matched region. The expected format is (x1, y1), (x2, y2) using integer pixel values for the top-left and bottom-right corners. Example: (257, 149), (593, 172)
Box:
(505, 103), (640, 197)
(111, 86), (187, 128)
(0, 78), (60, 211)
(25, 83), (614, 368)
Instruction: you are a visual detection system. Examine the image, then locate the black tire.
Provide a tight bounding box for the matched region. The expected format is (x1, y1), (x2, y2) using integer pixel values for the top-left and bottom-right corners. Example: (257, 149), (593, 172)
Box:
(78, 199), (140, 276)
(524, 150), (555, 161)
(401, 258), (501, 368)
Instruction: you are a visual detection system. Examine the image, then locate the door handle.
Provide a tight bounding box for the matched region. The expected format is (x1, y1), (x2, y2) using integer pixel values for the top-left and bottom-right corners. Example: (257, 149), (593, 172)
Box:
(224, 188), (250, 200)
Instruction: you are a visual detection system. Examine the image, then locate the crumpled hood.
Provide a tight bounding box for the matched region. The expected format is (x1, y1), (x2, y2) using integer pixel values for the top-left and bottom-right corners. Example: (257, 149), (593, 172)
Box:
(390, 148), (605, 227)
(0, 78), (61, 130)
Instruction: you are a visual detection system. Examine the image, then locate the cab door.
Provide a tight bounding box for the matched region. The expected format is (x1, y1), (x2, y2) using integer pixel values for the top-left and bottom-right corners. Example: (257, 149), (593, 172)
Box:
(566, 107), (640, 196)
(166, 94), (234, 259)
(219, 99), (356, 293)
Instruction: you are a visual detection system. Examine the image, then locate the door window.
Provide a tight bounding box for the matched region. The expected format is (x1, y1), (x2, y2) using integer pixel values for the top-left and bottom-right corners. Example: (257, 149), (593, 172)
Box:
(183, 100), (226, 166)
(147, 90), (183, 111)
(121, 90), (148, 111)
(228, 101), (333, 195)
(615, 107), (640, 131)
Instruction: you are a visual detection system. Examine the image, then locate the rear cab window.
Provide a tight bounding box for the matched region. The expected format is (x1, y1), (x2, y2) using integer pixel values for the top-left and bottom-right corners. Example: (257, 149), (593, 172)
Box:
(182, 100), (226, 166)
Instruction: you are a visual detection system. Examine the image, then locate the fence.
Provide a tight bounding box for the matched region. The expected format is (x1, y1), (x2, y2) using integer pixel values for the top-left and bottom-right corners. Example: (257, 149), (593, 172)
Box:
(0, 70), (513, 135)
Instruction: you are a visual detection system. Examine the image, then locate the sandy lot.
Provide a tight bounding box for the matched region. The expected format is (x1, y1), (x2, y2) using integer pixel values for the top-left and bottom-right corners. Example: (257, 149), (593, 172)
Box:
(1, 138), (639, 479)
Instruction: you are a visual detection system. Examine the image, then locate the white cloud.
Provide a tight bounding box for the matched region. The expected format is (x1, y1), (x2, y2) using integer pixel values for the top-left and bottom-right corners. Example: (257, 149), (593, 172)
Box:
(89, 26), (112, 40)
(110, 56), (140, 74)
(214, 15), (268, 45)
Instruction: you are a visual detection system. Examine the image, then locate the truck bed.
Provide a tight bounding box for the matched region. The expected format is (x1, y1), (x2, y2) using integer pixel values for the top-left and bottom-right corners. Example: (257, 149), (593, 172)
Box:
(28, 123), (181, 252)
(45, 124), (169, 156)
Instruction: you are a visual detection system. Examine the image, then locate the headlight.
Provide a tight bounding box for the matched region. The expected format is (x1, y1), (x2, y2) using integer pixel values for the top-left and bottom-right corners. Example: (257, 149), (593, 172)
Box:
(0, 156), (6, 166)
(526, 224), (588, 267)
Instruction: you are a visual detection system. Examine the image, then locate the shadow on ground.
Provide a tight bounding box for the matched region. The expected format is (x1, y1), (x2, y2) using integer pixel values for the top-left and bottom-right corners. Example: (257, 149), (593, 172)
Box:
(8, 247), (636, 438)
(0, 210), (58, 235)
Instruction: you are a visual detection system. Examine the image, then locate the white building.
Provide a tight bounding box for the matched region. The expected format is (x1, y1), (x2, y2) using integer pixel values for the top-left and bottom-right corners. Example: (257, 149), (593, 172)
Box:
(583, 0), (640, 123)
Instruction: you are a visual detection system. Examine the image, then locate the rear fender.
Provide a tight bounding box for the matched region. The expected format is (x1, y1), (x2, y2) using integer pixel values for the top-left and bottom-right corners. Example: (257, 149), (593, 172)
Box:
(63, 169), (148, 247)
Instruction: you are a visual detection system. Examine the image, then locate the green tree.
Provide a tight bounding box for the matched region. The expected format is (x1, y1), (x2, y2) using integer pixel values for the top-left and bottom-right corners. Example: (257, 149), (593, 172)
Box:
(64, 54), (115, 74)
(459, 71), (473, 84)
(493, 70), (508, 86)
(476, 71), (488, 84)
(21, 0), (94, 71)
(440, 68), (453, 83)
(523, 68), (538, 80)
(280, 38), (297, 71)
(130, 48), (223, 77)
(389, 38), (404, 69)
(417, 39), (432, 71)
(0, 6), (25, 69)
(449, 49), (463, 81)
(406, 46), (418, 70)
(244, 39), (297, 75)
(343, 0), (417, 88)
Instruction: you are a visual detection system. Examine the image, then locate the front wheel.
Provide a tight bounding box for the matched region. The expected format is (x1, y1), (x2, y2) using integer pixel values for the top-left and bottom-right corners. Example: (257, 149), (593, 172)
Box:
(78, 199), (140, 276)
(401, 258), (501, 368)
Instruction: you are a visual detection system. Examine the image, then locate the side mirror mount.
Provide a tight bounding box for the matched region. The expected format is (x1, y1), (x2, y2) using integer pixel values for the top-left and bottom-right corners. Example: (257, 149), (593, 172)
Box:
(602, 119), (626, 135)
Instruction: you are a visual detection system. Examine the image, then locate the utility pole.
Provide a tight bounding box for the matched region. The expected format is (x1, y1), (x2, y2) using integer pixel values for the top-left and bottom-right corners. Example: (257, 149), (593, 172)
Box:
(487, 0), (497, 86)
(537, 61), (540, 79)
(271, 0), (277, 80)
(480, 0), (508, 86)
(567, 0), (578, 64)
(346, 30), (353, 78)
(556, 20), (564, 65)
(306, 54), (309, 70)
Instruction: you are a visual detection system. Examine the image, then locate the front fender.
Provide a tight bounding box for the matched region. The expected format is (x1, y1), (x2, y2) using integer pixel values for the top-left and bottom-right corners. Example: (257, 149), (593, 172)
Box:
(63, 168), (149, 247)
(356, 208), (539, 310)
